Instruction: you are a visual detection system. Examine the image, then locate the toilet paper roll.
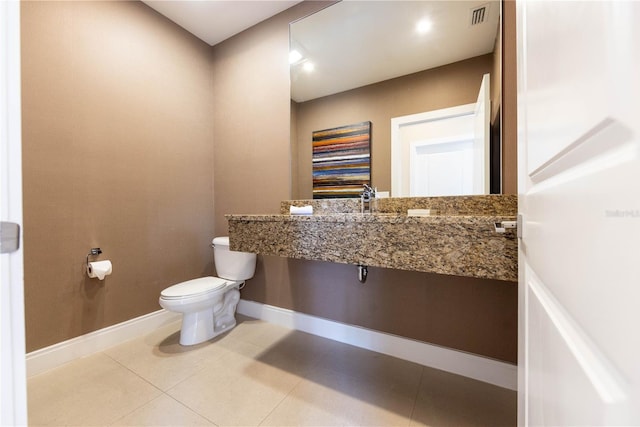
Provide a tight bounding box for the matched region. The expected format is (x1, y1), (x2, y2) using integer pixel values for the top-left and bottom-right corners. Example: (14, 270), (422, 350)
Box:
(87, 260), (112, 280)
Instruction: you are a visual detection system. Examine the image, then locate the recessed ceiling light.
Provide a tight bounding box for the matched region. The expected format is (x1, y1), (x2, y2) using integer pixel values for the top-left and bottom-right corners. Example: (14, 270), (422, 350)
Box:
(303, 62), (315, 72)
(289, 50), (302, 64)
(416, 19), (432, 34)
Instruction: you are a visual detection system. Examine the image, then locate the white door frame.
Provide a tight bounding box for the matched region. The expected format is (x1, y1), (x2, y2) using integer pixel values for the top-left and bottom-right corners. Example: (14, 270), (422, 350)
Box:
(0, 0), (27, 425)
(473, 73), (490, 194)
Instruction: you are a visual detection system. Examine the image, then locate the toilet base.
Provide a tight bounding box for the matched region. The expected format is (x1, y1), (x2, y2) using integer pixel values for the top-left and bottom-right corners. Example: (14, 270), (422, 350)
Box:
(179, 309), (215, 346)
(179, 315), (237, 346)
(178, 288), (240, 346)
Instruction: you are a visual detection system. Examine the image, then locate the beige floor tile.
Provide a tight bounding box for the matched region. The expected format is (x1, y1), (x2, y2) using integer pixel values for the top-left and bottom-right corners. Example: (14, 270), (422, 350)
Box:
(201, 326), (333, 379)
(410, 367), (517, 427)
(198, 334), (274, 371)
(314, 342), (424, 399)
(341, 390), (415, 426)
(110, 394), (215, 426)
(168, 339), (303, 426)
(28, 353), (161, 426)
(104, 321), (230, 391)
(261, 364), (415, 426)
(225, 316), (295, 349)
(309, 367), (415, 427)
(251, 329), (341, 378)
(261, 363), (416, 427)
(259, 376), (348, 426)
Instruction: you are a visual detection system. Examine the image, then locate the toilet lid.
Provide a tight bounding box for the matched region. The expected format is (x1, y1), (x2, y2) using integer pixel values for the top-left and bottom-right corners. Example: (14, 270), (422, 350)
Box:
(161, 277), (229, 299)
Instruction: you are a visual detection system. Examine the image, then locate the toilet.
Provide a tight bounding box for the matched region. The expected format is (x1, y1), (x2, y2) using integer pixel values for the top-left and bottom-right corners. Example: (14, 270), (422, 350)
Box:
(159, 236), (256, 346)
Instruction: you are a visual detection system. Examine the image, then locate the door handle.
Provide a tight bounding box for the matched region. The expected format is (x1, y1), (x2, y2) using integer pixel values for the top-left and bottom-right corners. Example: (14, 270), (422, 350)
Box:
(494, 214), (523, 239)
(494, 220), (517, 233)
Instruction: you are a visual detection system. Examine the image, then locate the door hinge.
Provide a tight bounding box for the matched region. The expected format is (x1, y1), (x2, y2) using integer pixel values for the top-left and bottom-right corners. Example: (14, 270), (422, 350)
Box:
(0, 221), (21, 253)
(517, 214), (523, 239)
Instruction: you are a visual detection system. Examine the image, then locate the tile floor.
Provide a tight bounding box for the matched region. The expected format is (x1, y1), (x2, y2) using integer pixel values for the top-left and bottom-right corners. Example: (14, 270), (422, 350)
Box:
(27, 315), (516, 426)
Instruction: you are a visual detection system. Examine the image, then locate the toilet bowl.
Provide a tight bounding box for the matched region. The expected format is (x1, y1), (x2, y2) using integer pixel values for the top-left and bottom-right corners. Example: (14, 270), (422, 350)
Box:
(159, 237), (256, 346)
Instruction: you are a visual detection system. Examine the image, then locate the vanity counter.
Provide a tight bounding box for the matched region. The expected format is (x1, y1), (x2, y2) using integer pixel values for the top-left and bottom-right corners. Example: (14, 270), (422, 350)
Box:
(226, 211), (517, 282)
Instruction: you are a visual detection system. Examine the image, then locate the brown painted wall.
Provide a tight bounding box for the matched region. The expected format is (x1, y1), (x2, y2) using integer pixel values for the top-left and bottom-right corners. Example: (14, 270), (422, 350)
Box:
(21, 1), (215, 352)
(293, 55), (493, 199)
(243, 259), (517, 362)
(210, 3), (310, 233)
(213, 3), (517, 363)
(502, 0), (518, 194)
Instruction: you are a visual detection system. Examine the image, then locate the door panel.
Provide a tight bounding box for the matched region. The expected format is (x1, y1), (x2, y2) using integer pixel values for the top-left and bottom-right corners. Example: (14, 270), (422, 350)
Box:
(518, 1), (640, 425)
(527, 265), (629, 426)
(524, 1), (610, 172)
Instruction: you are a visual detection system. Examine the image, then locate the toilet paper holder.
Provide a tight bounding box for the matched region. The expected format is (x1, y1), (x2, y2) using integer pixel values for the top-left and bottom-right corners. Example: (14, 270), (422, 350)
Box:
(86, 247), (102, 268)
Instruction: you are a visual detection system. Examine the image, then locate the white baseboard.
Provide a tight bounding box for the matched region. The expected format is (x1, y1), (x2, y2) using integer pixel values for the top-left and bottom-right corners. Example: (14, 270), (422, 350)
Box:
(26, 310), (181, 377)
(237, 299), (517, 390)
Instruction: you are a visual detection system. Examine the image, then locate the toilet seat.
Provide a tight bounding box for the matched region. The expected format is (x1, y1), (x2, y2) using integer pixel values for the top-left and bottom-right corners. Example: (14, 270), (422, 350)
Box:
(160, 277), (230, 300)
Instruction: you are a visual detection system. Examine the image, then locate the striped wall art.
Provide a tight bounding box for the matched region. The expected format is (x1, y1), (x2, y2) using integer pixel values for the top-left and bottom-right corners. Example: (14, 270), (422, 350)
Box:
(312, 121), (371, 199)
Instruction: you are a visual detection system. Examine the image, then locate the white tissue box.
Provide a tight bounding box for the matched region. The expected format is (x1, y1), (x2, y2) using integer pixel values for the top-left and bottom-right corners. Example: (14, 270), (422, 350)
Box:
(407, 209), (431, 216)
(290, 205), (313, 215)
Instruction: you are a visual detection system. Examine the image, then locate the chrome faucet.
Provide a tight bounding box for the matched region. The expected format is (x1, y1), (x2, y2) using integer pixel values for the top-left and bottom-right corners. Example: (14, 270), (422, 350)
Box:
(361, 184), (377, 213)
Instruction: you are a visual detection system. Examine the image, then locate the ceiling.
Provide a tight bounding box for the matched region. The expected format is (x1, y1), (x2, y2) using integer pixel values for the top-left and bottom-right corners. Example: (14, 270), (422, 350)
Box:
(142, 0), (303, 46)
(290, 1), (500, 102)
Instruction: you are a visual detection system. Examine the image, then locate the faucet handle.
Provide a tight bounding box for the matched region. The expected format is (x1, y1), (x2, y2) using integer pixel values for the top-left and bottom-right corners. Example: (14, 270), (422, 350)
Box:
(362, 184), (375, 196)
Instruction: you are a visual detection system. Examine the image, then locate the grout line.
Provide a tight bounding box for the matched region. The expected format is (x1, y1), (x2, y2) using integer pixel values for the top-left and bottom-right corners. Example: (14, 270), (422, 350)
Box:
(163, 392), (222, 427)
(102, 347), (222, 426)
(97, 351), (166, 426)
(102, 350), (166, 394)
(256, 375), (306, 427)
(103, 351), (169, 425)
(408, 366), (426, 426)
(163, 377), (224, 426)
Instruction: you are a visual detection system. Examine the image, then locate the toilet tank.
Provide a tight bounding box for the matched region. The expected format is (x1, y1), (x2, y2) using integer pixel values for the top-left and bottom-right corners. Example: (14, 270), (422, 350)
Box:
(212, 236), (256, 281)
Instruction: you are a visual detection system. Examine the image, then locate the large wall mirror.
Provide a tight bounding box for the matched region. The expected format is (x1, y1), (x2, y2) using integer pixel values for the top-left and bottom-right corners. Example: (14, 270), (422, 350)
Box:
(290, 0), (503, 199)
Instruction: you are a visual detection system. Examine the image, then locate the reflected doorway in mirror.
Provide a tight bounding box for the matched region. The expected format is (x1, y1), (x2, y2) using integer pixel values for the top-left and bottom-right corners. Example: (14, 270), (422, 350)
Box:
(391, 74), (491, 197)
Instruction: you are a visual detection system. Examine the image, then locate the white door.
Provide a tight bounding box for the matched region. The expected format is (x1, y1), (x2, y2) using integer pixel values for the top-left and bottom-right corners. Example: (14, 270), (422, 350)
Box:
(518, 1), (640, 425)
(473, 73), (490, 194)
(0, 1), (28, 425)
(409, 136), (474, 197)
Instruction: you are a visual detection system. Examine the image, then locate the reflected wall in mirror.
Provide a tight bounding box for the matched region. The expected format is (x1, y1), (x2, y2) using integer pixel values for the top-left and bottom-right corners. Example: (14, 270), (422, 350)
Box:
(290, 0), (504, 199)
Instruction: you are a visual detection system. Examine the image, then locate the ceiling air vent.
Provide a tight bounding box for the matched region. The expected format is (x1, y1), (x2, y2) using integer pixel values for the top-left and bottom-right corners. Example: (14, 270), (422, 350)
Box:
(470, 5), (487, 26)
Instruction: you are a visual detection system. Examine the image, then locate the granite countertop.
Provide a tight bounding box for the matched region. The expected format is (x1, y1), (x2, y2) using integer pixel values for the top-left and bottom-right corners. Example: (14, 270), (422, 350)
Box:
(225, 213), (516, 225)
(281, 194), (517, 216)
(226, 212), (517, 281)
